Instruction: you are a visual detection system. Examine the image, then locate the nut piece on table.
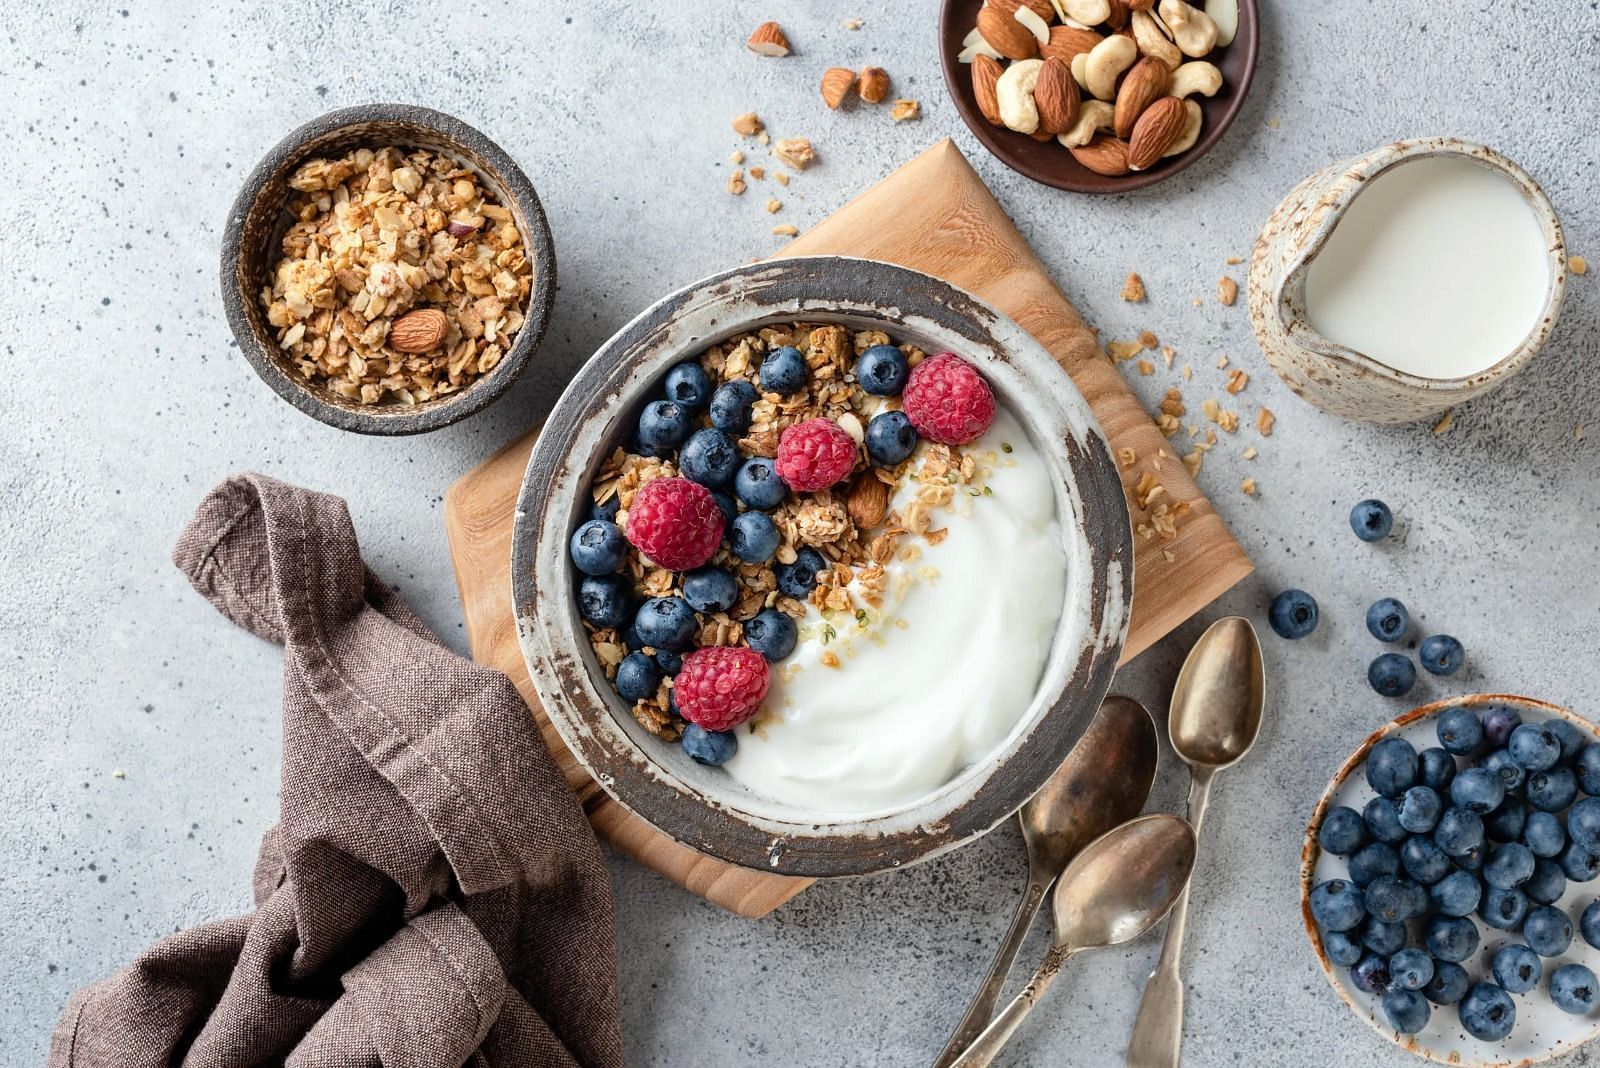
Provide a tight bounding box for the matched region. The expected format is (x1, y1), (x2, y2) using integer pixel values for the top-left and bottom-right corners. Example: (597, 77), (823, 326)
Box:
(1034, 57), (1081, 136)
(732, 112), (764, 136)
(821, 67), (857, 109)
(774, 138), (816, 171)
(858, 66), (892, 104)
(977, 3), (1040, 60)
(1069, 136), (1131, 176)
(747, 21), (791, 57)
(996, 58), (1045, 134)
(971, 53), (1006, 126)
(1127, 95), (1188, 170)
(1113, 56), (1170, 138)
(388, 308), (449, 354)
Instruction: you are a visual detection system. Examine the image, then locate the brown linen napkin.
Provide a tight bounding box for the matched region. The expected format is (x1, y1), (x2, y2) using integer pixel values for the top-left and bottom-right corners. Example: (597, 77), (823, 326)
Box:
(50, 473), (624, 1068)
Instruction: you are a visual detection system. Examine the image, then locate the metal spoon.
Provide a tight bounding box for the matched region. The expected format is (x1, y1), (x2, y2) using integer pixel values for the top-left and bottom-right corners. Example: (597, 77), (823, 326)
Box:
(933, 695), (1159, 1068)
(1125, 616), (1265, 1068)
(947, 814), (1199, 1068)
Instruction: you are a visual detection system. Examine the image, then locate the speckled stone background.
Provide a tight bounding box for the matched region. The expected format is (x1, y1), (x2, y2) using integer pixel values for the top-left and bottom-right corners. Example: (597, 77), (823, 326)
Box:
(2, 2), (1597, 1065)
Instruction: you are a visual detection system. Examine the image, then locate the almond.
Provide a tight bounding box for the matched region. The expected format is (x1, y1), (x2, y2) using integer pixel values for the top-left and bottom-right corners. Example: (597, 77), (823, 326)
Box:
(1113, 56), (1170, 139)
(971, 54), (1005, 126)
(388, 308), (449, 353)
(977, 3), (1039, 60)
(990, 0), (1055, 20)
(1128, 0), (1155, 8)
(1069, 136), (1132, 176)
(1040, 25), (1103, 64)
(858, 66), (892, 104)
(746, 21), (791, 57)
(1127, 95), (1187, 170)
(1033, 57), (1080, 135)
(820, 67), (857, 109)
(845, 472), (890, 530)
(1104, 0), (1131, 30)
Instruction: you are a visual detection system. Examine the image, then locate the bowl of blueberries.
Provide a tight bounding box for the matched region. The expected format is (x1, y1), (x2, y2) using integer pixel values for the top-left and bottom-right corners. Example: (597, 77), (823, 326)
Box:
(1302, 694), (1600, 1065)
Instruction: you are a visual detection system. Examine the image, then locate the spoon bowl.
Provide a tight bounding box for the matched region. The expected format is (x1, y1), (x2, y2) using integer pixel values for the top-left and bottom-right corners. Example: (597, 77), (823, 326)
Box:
(1168, 616), (1266, 771)
(1053, 813), (1200, 951)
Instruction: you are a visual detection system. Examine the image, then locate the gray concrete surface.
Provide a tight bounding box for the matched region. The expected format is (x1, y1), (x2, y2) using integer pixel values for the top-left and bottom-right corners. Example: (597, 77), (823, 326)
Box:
(2, 2), (1597, 1065)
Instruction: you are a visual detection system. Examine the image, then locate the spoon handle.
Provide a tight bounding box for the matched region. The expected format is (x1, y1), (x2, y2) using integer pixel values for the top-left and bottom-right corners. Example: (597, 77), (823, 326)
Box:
(1125, 771), (1214, 1068)
(945, 945), (1072, 1068)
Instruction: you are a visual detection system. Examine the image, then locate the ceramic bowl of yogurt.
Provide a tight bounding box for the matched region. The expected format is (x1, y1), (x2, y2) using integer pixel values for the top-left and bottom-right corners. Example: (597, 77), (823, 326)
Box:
(511, 257), (1133, 877)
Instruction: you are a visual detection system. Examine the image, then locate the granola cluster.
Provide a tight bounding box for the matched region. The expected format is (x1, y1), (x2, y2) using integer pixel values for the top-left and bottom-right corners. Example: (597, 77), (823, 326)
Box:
(262, 146), (533, 405)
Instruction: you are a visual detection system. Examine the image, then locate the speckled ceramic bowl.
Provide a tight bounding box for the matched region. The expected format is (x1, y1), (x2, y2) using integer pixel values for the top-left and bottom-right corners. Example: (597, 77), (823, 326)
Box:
(511, 256), (1134, 877)
(1301, 694), (1600, 1066)
(221, 103), (556, 435)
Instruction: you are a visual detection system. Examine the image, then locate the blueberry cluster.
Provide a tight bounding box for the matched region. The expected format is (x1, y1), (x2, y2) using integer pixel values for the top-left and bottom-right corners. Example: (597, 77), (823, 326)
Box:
(1310, 704), (1600, 1040)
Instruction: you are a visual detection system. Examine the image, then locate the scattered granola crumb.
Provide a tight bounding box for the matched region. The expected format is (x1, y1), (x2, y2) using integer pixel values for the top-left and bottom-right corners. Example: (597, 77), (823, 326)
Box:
(890, 99), (921, 122)
(1225, 369), (1249, 394)
(1268, 115), (1281, 129)
(1201, 398), (1221, 423)
(1571, 255), (1589, 276)
(1182, 365), (1194, 381)
(727, 169), (746, 196)
(1217, 410), (1239, 433)
(843, 16), (862, 29)
(1242, 446), (1258, 460)
(1136, 359), (1154, 376)
(1432, 409), (1455, 435)
(749, 165), (766, 180)
(732, 112), (764, 136)
(1162, 548), (1176, 563)
(1217, 276), (1239, 306)
(1182, 450), (1203, 476)
(1108, 338), (1145, 362)
(1225, 256), (1243, 266)
(1576, 423), (1586, 440)
(729, 149), (745, 164)
(775, 172), (791, 187)
(771, 224), (800, 236)
(1138, 330), (1159, 350)
(1117, 446), (1138, 467)
(757, 131), (771, 146)
(112, 768), (125, 780)
(1161, 346), (1175, 368)
(1216, 354), (1229, 369)
(766, 198), (782, 214)
(1241, 478), (1257, 496)
(1192, 298), (1203, 307)
(1256, 407), (1275, 436)
(1122, 272), (1146, 302)
(775, 137), (817, 171)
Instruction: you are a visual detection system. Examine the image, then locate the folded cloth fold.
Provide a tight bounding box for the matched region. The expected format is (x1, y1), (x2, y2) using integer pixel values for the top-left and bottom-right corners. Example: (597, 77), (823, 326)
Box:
(50, 473), (624, 1068)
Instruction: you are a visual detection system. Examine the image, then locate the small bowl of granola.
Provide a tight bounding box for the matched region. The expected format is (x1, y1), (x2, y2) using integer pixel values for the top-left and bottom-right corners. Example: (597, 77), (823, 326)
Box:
(511, 256), (1133, 876)
(221, 103), (556, 434)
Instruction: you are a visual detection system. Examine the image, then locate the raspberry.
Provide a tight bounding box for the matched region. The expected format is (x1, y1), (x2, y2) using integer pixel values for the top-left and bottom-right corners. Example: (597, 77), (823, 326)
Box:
(901, 353), (995, 445)
(775, 418), (857, 492)
(624, 477), (725, 571)
(674, 647), (770, 732)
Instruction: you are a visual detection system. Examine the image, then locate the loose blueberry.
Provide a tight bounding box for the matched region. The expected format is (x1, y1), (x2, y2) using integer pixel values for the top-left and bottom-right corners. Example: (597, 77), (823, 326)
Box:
(1268, 589), (1319, 640)
(1572, 797), (1600, 853)
(743, 607), (798, 662)
(1368, 653), (1417, 698)
(1319, 806), (1369, 855)
(1362, 917), (1408, 956)
(775, 547), (827, 599)
(1367, 737), (1420, 798)
(1524, 905), (1574, 956)
(1351, 952), (1393, 995)
(1484, 794), (1528, 843)
(1548, 719), (1587, 763)
(1418, 634), (1465, 677)
(1435, 807), (1486, 857)
(1366, 597), (1411, 643)
(1311, 879), (1368, 931)
(578, 574), (633, 629)
(1552, 964), (1600, 1015)
(1350, 499), (1394, 542)
(1349, 842), (1402, 887)
(1484, 842), (1536, 890)
(1479, 885), (1530, 931)
(1562, 841), (1600, 883)
(1401, 835), (1452, 885)
(1510, 722), (1563, 772)
(1437, 707), (1484, 756)
(1365, 875), (1426, 923)
(1324, 928), (1364, 967)
(1426, 915), (1481, 962)
(570, 519), (627, 576)
(638, 399), (691, 451)
(1383, 988), (1431, 1034)
(634, 596), (698, 653)
(1397, 786), (1442, 834)
(1458, 983), (1515, 1041)
(855, 344), (910, 395)
(1527, 767), (1579, 813)
(1524, 811), (1567, 858)
(758, 345), (809, 395)
(1430, 869), (1482, 917)
(678, 428), (739, 488)
(708, 380), (759, 434)
(681, 723), (738, 766)
(865, 410), (918, 467)
(1492, 944), (1542, 995)
(1451, 767), (1506, 815)
(1482, 704), (1523, 748)
(1424, 961), (1470, 1005)
(1418, 746), (1457, 791)
(729, 511), (781, 564)
(1483, 749), (1527, 793)
(1581, 900), (1600, 950)
(615, 651), (663, 702)
(1578, 744), (1600, 795)
(1364, 797), (1408, 844)
(682, 567), (740, 614)
(733, 456), (787, 510)
(1389, 947), (1435, 992)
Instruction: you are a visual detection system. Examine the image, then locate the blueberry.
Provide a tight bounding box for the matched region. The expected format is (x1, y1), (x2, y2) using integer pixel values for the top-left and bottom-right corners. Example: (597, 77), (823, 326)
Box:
(733, 457), (787, 510)
(708, 380), (758, 434)
(1524, 811), (1567, 858)
(1268, 589), (1319, 640)
(1437, 707), (1484, 756)
(1418, 747), (1457, 791)
(775, 547), (827, 599)
(615, 652), (663, 702)
(1578, 744), (1600, 795)
(729, 511), (780, 564)
(634, 596), (697, 653)
(1456, 841), (1486, 872)
(865, 410), (919, 467)
(758, 345), (808, 395)
(679, 429), (739, 488)
(1459, 983), (1515, 1041)
(1389, 948), (1435, 992)
(1549, 719), (1587, 764)
(1368, 653), (1417, 697)
(1382, 988), (1430, 1034)
(1524, 905), (1574, 956)
(743, 607), (797, 662)
(1508, 722), (1562, 772)
(1528, 767), (1579, 813)
(1451, 767), (1505, 814)
(681, 723), (738, 766)
(855, 344), (910, 395)
(1367, 737), (1420, 798)
(1483, 749), (1527, 793)
(709, 491), (738, 525)
(1364, 797), (1408, 844)
(570, 519), (627, 576)
(682, 567), (740, 613)
(1572, 797), (1600, 853)
(1434, 807), (1485, 857)
(1365, 875), (1426, 923)
(1484, 795), (1527, 843)
(1426, 915), (1481, 962)
(1351, 953), (1393, 995)
(1365, 597), (1411, 643)
(1362, 917), (1408, 956)
(1350, 842), (1401, 887)
(1310, 879), (1368, 932)
(1482, 704), (1523, 748)
(1324, 928), (1364, 967)
(1551, 964), (1599, 1015)
(664, 361), (712, 410)
(591, 496), (621, 522)
(655, 648), (682, 675)
(1424, 961), (1470, 1005)
(1397, 786), (1441, 834)
(1581, 900), (1600, 950)
(1319, 806), (1368, 855)
(578, 574), (633, 628)
(1350, 498), (1394, 542)
(1430, 869), (1483, 917)
(1492, 944), (1542, 994)
(1401, 835), (1452, 885)
(1418, 634), (1465, 677)
(638, 399), (691, 451)
(1479, 885), (1530, 931)
(1485, 842), (1536, 889)
(1562, 841), (1600, 883)
(1523, 856), (1567, 905)
(623, 621), (647, 651)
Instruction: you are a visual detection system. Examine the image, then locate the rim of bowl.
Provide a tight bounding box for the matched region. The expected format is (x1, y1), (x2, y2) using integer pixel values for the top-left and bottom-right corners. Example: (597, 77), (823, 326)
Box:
(1299, 693), (1600, 1067)
(510, 255), (1134, 877)
(936, 0), (1260, 194)
(219, 103), (557, 435)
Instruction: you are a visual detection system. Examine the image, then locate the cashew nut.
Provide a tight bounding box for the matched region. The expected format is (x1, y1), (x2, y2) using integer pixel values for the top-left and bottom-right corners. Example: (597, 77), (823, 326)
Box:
(1169, 61), (1222, 98)
(1162, 98), (1204, 157)
(1061, 0), (1112, 23)
(1205, 0), (1239, 46)
(1131, 10), (1182, 70)
(1084, 35), (1138, 101)
(996, 58), (1045, 135)
(1058, 99), (1115, 147)
(1158, 0), (1219, 58)
(1070, 52), (1091, 91)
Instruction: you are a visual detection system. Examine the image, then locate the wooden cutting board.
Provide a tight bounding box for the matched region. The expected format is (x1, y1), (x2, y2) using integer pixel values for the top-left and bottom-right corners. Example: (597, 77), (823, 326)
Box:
(443, 139), (1252, 919)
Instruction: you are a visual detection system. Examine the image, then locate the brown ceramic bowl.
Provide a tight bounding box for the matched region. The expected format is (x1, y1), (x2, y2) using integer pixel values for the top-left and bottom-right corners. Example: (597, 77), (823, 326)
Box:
(220, 104), (557, 435)
(938, 1), (1259, 193)
(510, 257), (1134, 877)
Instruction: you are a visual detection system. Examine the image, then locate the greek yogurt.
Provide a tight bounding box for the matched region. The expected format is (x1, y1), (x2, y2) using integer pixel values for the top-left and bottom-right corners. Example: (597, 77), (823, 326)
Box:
(722, 407), (1068, 815)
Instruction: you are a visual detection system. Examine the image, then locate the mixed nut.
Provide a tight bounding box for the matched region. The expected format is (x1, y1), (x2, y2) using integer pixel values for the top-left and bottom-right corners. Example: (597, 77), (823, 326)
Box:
(958, 0), (1238, 177)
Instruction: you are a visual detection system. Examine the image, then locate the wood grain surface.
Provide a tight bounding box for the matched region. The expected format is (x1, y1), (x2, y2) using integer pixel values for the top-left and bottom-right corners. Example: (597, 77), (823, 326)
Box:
(443, 139), (1252, 919)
